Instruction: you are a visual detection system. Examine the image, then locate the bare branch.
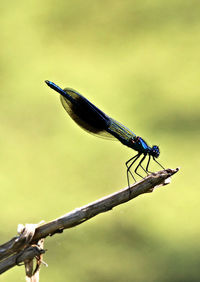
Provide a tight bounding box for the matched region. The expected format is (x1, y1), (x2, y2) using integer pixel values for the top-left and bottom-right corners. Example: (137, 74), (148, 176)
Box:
(0, 168), (179, 275)
(33, 168), (179, 241)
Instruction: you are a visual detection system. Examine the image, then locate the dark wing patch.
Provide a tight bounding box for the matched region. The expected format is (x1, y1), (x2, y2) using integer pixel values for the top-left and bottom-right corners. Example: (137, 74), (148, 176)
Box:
(60, 89), (116, 140)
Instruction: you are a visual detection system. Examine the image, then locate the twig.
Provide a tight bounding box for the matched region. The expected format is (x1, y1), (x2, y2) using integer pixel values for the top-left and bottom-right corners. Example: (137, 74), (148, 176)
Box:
(0, 245), (45, 275)
(0, 168), (179, 275)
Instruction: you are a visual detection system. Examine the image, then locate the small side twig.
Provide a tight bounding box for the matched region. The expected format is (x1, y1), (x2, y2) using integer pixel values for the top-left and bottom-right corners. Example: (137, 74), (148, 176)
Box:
(0, 245), (45, 275)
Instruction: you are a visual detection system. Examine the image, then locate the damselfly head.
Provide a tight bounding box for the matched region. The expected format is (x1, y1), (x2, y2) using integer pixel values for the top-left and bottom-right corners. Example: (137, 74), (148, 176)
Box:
(151, 145), (160, 158)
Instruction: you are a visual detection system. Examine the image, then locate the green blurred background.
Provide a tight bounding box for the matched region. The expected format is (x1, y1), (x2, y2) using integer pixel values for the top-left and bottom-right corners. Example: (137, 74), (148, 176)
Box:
(1, 0), (200, 281)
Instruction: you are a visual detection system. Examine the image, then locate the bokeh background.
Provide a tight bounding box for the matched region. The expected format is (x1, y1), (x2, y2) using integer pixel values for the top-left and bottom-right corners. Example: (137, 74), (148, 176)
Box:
(1, 0), (200, 281)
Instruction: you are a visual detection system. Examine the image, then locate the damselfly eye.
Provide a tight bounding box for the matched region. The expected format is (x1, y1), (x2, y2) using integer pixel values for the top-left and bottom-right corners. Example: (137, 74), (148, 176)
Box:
(151, 145), (160, 158)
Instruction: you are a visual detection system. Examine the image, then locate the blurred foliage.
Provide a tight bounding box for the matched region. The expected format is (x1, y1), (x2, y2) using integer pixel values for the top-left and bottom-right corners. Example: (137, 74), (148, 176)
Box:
(0, 0), (200, 281)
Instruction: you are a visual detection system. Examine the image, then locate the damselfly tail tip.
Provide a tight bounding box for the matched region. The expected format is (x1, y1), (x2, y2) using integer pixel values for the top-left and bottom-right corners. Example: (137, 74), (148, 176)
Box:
(45, 80), (50, 86)
(45, 80), (55, 90)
